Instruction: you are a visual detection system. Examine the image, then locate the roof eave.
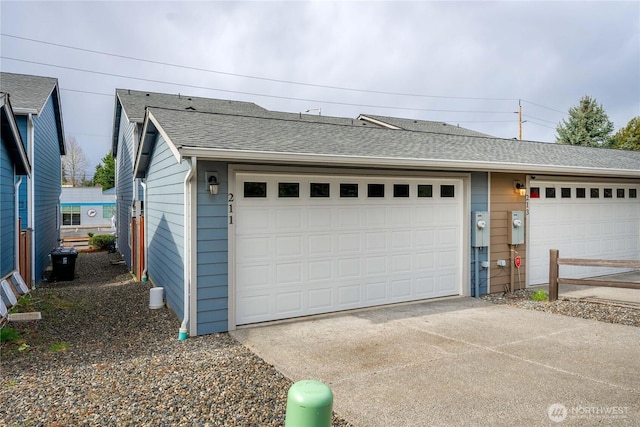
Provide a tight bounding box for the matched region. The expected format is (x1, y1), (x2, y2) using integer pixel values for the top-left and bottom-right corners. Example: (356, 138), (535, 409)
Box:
(1, 95), (31, 177)
(178, 147), (640, 179)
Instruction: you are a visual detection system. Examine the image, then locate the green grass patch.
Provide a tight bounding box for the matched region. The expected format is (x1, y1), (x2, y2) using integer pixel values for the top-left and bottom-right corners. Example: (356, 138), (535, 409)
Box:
(0, 327), (21, 343)
(49, 342), (70, 352)
(531, 290), (549, 302)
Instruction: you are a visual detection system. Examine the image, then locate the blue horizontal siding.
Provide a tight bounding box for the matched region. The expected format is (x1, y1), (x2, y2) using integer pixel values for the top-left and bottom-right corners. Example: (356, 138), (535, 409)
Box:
(196, 161), (229, 335)
(32, 97), (62, 282)
(470, 172), (489, 296)
(145, 135), (188, 321)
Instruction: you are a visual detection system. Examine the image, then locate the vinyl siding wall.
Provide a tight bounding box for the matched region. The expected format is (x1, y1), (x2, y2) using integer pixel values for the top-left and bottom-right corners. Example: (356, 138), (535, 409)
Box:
(196, 161), (229, 335)
(16, 115), (28, 228)
(470, 172), (489, 296)
(115, 111), (135, 268)
(0, 136), (16, 278)
(489, 172), (527, 293)
(32, 97), (62, 282)
(145, 135), (188, 322)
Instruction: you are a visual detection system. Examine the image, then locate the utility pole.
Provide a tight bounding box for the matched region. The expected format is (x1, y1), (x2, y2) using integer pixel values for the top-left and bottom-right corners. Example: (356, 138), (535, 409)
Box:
(518, 100), (523, 140)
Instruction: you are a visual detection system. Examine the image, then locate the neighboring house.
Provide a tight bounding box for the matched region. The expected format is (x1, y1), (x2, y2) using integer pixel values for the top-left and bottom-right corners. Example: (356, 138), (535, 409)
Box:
(0, 73), (65, 286)
(111, 90), (269, 277)
(0, 92), (31, 280)
(60, 186), (117, 229)
(127, 95), (640, 338)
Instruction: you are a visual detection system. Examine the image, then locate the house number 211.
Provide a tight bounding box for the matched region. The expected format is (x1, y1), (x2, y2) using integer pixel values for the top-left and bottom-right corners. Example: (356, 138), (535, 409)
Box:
(228, 193), (234, 224)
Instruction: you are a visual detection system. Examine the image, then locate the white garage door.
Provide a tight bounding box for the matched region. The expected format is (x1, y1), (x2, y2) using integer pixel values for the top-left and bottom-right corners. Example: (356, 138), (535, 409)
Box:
(234, 172), (464, 325)
(528, 181), (640, 285)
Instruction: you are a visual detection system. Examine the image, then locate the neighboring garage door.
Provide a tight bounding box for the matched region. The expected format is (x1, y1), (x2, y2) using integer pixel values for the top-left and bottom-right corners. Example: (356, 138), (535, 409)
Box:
(234, 172), (464, 325)
(528, 181), (640, 285)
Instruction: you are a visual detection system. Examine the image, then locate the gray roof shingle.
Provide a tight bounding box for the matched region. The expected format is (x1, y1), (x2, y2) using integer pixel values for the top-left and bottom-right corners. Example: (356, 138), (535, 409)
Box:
(359, 114), (493, 137)
(115, 89), (268, 123)
(142, 107), (640, 177)
(0, 72), (58, 113)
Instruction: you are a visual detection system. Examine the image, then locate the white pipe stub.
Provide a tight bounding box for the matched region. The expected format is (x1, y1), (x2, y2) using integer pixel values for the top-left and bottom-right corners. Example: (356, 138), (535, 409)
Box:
(149, 287), (164, 309)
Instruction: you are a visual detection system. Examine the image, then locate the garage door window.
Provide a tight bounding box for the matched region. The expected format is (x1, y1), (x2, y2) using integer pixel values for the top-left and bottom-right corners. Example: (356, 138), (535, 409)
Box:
(591, 188), (599, 198)
(561, 188), (571, 198)
(530, 187), (540, 198)
(440, 185), (455, 198)
(418, 184), (433, 198)
(631, 189), (638, 198)
(617, 189), (625, 198)
(545, 188), (556, 198)
(393, 184), (410, 198)
(576, 188), (586, 198)
(278, 183), (299, 198)
(340, 183), (358, 198)
(244, 182), (267, 198)
(310, 183), (330, 198)
(367, 184), (385, 198)
(604, 188), (613, 198)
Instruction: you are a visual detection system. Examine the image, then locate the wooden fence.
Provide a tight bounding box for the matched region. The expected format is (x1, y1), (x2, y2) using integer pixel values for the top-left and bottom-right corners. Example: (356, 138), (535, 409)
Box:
(548, 249), (640, 302)
(18, 219), (32, 286)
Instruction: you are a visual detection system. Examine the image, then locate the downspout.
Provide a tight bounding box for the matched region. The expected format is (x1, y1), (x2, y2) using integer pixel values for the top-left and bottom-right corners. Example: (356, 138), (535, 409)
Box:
(28, 114), (35, 286)
(140, 181), (148, 282)
(14, 175), (22, 272)
(179, 157), (195, 340)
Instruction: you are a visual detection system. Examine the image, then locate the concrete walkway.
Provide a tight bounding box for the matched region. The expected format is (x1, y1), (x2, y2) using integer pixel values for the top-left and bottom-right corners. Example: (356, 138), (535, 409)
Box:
(232, 297), (639, 426)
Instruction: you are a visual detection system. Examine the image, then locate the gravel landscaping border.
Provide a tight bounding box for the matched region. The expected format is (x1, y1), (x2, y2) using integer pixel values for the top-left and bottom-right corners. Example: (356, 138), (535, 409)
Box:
(0, 251), (351, 427)
(481, 289), (640, 327)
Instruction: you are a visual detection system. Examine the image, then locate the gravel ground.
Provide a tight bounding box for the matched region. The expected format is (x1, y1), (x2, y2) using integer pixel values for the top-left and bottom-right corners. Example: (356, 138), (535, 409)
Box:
(0, 251), (352, 427)
(482, 289), (640, 327)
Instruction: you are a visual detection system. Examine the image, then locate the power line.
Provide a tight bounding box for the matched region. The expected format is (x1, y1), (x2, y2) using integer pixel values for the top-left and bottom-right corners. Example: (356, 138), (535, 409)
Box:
(61, 88), (114, 97)
(520, 99), (566, 114)
(2, 56), (517, 114)
(1, 33), (519, 103)
(523, 114), (558, 124)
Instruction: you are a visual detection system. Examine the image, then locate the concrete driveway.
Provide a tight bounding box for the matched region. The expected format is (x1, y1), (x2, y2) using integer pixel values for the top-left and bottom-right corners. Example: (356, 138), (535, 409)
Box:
(232, 297), (639, 426)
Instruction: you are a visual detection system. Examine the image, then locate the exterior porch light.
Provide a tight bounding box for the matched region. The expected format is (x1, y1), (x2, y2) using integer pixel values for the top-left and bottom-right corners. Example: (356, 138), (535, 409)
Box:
(208, 175), (220, 195)
(514, 180), (526, 196)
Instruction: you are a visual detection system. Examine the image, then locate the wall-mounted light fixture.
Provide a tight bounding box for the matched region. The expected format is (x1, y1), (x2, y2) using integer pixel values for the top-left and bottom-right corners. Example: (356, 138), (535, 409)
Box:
(514, 180), (526, 196)
(208, 174), (219, 195)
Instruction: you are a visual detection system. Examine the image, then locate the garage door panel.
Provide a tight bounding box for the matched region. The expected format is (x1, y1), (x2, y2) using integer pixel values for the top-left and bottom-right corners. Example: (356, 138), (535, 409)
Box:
(235, 173), (463, 325)
(529, 182), (640, 285)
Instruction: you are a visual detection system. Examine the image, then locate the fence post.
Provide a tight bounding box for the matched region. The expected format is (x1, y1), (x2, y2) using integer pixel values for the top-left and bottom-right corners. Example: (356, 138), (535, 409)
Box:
(549, 249), (559, 302)
(285, 380), (333, 427)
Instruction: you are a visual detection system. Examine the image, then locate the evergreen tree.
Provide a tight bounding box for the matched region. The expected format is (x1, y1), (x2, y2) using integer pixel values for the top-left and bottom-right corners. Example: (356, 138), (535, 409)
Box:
(93, 153), (115, 190)
(556, 96), (614, 147)
(610, 116), (640, 151)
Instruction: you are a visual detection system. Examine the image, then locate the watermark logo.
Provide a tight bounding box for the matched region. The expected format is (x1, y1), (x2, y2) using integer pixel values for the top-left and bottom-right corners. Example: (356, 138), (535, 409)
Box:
(547, 403), (629, 423)
(548, 403), (568, 423)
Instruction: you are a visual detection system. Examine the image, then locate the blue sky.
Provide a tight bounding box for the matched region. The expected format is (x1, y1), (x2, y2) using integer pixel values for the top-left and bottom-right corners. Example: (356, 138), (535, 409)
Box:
(1, 1), (638, 178)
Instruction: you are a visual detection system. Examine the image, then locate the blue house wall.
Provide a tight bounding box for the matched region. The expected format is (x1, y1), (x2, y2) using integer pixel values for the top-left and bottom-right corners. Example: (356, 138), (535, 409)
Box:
(145, 134), (188, 322)
(196, 161), (229, 335)
(470, 171), (489, 296)
(16, 115), (28, 228)
(114, 111), (135, 268)
(32, 96), (62, 282)
(0, 136), (16, 277)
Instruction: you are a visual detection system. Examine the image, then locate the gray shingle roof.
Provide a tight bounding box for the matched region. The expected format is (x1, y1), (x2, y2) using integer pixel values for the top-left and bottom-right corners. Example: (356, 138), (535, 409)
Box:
(0, 72), (58, 113)
(115, 89), (268, 123)
(359, 114), (493, 137)
(142, 107), (640, 177)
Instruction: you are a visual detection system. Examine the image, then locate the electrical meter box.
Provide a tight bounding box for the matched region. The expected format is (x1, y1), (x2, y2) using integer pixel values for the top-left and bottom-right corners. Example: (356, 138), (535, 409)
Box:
(508, 210), (525, 245)
(472, 211), (490, 247)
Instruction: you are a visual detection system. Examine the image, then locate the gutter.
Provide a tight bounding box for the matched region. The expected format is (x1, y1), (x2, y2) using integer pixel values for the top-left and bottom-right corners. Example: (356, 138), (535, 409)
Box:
(28, 114), (35, 286)
(179, 157), (195, 340)
(179, 147), (640, 179)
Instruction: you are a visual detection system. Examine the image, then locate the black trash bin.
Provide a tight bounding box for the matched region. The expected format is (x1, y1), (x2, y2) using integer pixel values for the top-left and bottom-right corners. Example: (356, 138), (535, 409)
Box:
(50, 247), (78, 281)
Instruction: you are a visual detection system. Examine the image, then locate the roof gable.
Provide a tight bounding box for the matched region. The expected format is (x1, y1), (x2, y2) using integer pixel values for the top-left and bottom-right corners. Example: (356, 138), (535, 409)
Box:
(358, 114), (493, 137)
(0, 72), (65, 155)
(113, 88), (269, 156)
(0, 93), (31, 176)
